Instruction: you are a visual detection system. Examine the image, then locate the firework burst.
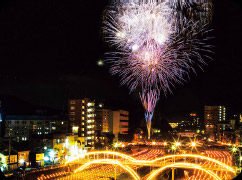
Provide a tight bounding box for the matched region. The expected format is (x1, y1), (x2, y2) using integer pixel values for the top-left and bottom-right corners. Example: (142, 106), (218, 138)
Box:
(103, 0), (213, 139)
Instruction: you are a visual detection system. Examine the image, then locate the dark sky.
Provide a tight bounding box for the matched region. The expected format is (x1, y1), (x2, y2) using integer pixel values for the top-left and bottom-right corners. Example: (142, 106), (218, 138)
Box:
(0, 0), (242, 124)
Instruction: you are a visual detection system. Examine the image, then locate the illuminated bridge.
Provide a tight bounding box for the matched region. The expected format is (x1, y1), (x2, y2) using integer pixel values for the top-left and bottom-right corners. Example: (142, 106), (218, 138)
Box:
(64, 151), (237, 180)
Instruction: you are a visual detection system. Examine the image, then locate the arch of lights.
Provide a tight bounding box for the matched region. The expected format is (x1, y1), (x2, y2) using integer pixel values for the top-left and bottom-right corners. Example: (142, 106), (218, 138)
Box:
(146, 163), (221, 180)
(66, 151), (235, 175)
(74, 159), (140, 180)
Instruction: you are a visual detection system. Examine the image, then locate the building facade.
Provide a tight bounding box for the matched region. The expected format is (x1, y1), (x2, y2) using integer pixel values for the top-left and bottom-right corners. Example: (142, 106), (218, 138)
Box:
(4, 115), (68, 142)
(112, 110), (129, 141)
(204, 106), (226, 140)
(68, 98), (95, 148)
(95, 103), (112, 133)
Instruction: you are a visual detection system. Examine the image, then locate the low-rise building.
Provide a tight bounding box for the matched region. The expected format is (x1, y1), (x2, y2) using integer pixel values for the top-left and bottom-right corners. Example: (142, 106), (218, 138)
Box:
(0, 149), (18, 171)
(4, 115), (69, 142)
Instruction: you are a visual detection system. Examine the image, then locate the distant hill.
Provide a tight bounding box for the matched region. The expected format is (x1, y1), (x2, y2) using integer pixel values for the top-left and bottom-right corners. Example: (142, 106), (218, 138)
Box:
(0, 94), (63, 119)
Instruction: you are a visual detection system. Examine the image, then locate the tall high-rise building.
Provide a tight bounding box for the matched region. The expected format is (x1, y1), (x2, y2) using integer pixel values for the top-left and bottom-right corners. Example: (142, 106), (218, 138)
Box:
(112, 110), (129, 141)
(204, 106), (226, 140)
(95, 103), (111, 133)
(68, 98), (95, 148)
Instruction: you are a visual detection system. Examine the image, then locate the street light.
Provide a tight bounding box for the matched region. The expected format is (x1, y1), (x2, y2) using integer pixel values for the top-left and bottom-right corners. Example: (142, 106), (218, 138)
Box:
(114, 142), (118, 149)
(19, 159), (25, 164)
(171, 145), (176, 153)
(232, 147), (237, 153)
(191, 142), (196, 147)
(175, 142), (181, 147)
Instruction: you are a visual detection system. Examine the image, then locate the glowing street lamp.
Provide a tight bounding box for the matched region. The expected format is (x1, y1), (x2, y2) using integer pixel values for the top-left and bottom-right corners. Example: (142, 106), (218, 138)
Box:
(163, 142), (167, 146)
(49, 150), (55, 158)
(175, 142), (181, 147)
(171, 145), (176, 153)
(114, 142), (118, 149)
(191, 142), (196, 147)
(232, 147), (237, 153)
(19, 159), (25, 164)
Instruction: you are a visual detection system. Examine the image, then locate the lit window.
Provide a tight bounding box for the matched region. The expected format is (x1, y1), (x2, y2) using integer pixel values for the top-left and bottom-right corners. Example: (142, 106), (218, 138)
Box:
(82, 122), (85, 125)
(82, 117), (85, 120)
(82, 100), (85, 103)
(82, 106), (85, 109)
(70, 106), (75, 110)
(82, 112), (85, 115)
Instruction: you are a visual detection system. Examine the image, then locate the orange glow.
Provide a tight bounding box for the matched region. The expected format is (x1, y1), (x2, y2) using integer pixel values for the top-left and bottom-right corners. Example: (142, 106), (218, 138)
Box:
(147, 163), (221, 180)
(74, 159), (140, 180)
(66, 151), (236, 175)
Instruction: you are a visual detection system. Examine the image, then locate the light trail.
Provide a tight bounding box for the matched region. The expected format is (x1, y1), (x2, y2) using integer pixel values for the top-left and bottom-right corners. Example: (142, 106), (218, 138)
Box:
(146, 163), (221, 180)
(74, 159), (140, 180)
(65, 151), (235, 174)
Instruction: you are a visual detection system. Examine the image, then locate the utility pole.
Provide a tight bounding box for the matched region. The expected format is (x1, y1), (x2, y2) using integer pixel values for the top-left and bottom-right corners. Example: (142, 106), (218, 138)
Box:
(8, 124), (12, 171)
(172, 167), (175, 180)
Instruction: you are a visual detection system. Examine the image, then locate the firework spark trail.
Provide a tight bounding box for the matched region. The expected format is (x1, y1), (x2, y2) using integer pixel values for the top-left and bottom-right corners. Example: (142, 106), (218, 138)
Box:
(103, 0), (213, 139)
(140, 88), (160, 139)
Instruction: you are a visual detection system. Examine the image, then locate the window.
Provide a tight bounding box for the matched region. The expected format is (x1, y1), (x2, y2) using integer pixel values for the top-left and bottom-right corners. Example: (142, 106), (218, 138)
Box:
(70, 101), (75, 104)
(70, 112), (75, 115)
(70, 106), (75, 110)
(82, 106), (85, 109)
(61, 122), (64, 125)
(82, 112), (85, 115)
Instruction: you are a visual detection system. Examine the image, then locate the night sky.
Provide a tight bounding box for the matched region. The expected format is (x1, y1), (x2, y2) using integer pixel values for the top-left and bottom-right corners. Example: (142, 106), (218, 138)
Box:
(0, 0), (242, 128)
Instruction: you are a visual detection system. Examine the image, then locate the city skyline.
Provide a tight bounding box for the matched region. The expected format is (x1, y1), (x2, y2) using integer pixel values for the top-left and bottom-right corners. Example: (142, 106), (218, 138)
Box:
(0, 1), (242, 179)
